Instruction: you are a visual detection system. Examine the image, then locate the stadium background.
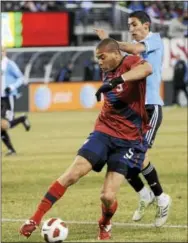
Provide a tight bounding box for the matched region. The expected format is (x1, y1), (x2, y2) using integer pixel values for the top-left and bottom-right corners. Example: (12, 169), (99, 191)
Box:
(2, 1), (187, 242)
(2, 0), (188, 111)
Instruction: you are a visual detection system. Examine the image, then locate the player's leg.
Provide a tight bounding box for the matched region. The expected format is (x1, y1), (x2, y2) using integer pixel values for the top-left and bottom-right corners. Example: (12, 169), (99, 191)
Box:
(182, 84), (188, 100)
(1, 119), (10, 130)
(137, 153), (171, 227)
(1, 97), (16, 155)
(142, 105), (171, 227)
(130, 105), (161, 220)
(8, 95), (31, 131)
(1, 120), (16, 156)
(98, 139), (146, 240)
(32, 155), (93, 222)
(98, 170), (125, 240)
(9, 114), (31, 131)
(130, 152), (155, 221)
(20, 131), (109, 238)
(131, 105), (171, 226)
(20, 155), (93, 238)
(172, 79), (179, 104)
(127, 105), (162, 207)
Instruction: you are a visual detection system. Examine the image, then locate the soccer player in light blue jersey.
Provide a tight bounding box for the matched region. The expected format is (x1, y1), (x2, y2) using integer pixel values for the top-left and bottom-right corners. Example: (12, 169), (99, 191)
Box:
(94, 11), (171, 227)
(1, 46), (31, 156)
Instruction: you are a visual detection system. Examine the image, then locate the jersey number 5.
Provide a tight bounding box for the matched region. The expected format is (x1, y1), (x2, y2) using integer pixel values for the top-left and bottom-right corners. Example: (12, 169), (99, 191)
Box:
(124, 148), (134, 159)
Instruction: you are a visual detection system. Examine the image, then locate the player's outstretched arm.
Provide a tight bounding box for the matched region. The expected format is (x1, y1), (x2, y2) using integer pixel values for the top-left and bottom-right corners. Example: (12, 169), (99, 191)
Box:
(121, 62), (152, 82)
(94, 28), (146, 55)
(117, 41), (146, 55)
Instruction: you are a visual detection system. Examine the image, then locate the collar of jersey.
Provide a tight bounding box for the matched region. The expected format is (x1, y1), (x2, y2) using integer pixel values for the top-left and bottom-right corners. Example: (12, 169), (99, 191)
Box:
(133, 31), (153, 43)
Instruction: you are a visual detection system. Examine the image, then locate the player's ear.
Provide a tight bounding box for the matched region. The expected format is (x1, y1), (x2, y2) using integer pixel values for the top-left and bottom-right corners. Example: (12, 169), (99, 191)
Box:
(144, 22), (150, 31)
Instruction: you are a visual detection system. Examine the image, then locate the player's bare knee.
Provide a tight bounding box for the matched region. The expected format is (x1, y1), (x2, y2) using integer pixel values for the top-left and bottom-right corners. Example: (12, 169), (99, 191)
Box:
(1, 119), (9, 130)
(100, 191), (115, 206)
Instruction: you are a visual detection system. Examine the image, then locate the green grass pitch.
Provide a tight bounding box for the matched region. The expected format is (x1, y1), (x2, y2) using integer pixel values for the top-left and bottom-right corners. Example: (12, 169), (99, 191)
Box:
(2, 107), (187, 242)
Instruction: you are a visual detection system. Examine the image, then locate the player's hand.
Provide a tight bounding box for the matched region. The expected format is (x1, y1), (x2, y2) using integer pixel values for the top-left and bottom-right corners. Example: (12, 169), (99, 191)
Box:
(95, 83), (113, 101)
(93, 28), (109, 40)
(110, 76), (125, 87)
(95, 76), (124, 102)
(5, 87), (11, 95)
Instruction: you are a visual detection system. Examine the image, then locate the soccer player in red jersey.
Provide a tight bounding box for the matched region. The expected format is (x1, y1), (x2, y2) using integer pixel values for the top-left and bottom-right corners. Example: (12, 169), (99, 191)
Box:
(20, 38), (152, 240)
(94, 12), (172, 227)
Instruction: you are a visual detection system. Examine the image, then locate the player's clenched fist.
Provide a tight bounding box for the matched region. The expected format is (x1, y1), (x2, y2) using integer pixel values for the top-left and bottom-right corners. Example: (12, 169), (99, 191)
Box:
(95, 76), (124, 101)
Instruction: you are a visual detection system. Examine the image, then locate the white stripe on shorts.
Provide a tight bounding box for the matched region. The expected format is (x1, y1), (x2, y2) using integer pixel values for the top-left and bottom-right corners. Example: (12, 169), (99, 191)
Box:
(146, 105), (159, 144)
(6, 95), (14, 121)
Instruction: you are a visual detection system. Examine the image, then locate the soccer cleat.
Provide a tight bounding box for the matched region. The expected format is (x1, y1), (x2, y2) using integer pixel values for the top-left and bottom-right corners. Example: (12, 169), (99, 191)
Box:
(20, 219), (37, 238)
(154, 194), (172, 227)
(98, 222), (112, 240)
(23, 115), (31, 131)
(5, 150), (16, 156)
(132, 191), (155, 221)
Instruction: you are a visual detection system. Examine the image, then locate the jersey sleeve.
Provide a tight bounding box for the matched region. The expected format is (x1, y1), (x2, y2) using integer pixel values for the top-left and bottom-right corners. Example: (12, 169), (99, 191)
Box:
(141, 33), (162, 53)
(9, 61), (24, 79)
(124, 55), (146, 70)
(9, 61), (24, 90)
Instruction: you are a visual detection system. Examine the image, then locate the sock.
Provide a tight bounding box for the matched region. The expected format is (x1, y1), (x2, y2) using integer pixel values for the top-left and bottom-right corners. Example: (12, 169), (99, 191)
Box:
(9, 116), (25, 128)
(142, 162), (163, 196)
(127, 176), (144, 193)
(31, 181), (67, 225)
(1, 130), (16, 152)
(99, 200), (118, 225)
(156, 193), (169, 206)
(138, 186), (151, 200)
(156, 193), (165, 205)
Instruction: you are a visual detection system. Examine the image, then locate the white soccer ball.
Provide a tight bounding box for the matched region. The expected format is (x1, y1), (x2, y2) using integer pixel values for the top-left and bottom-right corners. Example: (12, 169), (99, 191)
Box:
(41, 218), (68, 242)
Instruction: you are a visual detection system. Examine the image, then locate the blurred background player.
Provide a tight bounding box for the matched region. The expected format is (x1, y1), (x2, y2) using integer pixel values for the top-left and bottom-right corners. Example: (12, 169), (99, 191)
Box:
(1, 46), (31, 156)
(84, 57), (101, 81)
(1, 108), (30, 156)
(172, 54), (188, 106)
(19, 38), (152, 240)
(94, 10), (171, 227)
(55, 62), (73, 82)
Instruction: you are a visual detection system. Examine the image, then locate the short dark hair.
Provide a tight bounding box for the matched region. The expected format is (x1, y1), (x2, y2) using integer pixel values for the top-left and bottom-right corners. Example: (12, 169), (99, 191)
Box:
(96, 38), (120, 53)
(129, 11), (151, 25)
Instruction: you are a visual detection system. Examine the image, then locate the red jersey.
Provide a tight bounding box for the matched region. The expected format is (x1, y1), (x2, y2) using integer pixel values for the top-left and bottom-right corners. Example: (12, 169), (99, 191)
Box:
(94, 55), (149, 141)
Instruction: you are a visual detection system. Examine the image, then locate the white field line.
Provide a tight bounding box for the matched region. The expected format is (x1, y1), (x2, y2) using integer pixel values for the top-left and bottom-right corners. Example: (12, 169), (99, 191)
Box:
(1, 218), (187, 229)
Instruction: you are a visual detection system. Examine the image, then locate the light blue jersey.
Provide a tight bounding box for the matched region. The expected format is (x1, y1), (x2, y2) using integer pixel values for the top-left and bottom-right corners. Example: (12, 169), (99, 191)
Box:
(1, 56), (24, 98)
(1, 56), (25, 120)
(134, 32), (164, 106)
